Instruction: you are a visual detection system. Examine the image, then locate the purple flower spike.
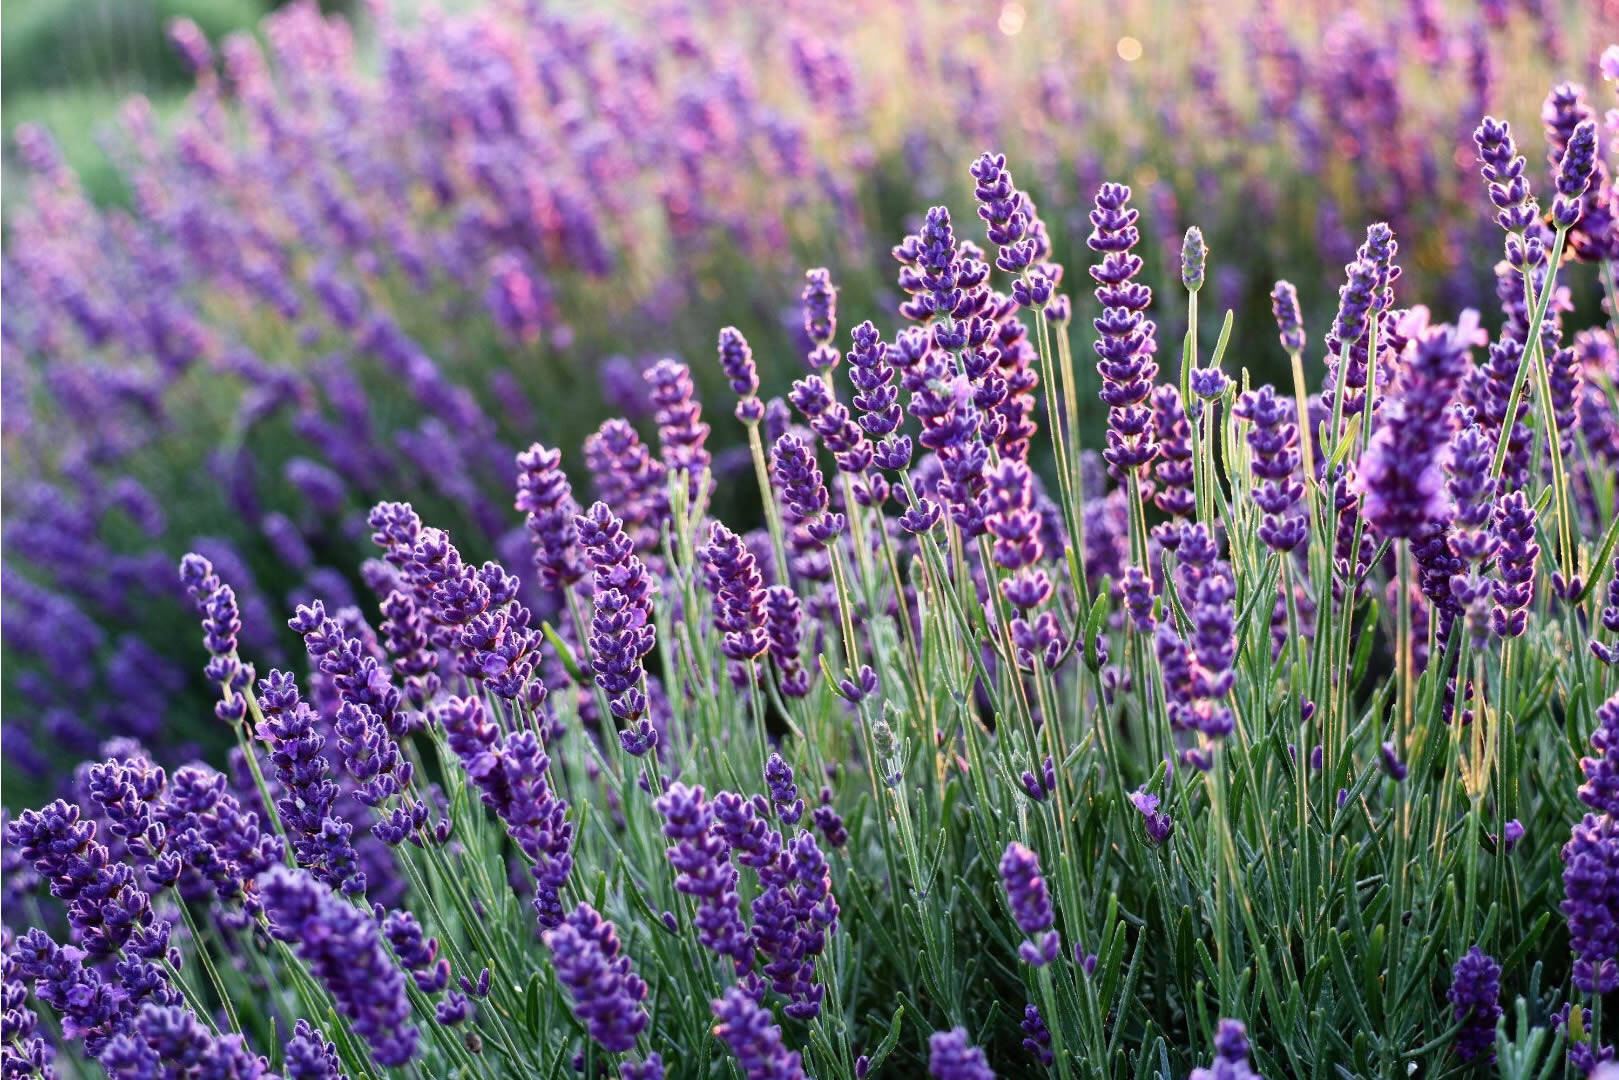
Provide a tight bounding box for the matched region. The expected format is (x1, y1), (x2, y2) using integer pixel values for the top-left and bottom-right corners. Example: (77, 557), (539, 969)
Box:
(1562, 811), (1619, 994)
(1551, 120), (1599, 228)
(928, 1027), (997, 1080)
(1190, 1019), (1260, 1080)
(711, 986), (806, 1080)
(1475, 116), (1541, 240)
(1490, 491), (1538, 638)
(719, 327), (763, 422)
(1233, 385), (1306, 553)
(802, 268), (839, 372)
(1271, 280), (1306, 354)
(515, 443), (584, 593)
(1579, 693), (1619, 819)
(1087, 181), (1158, 475)
(765, 754), (804, 825)
(703, 522), (768, 662)
(646, 359), (711, 492)
(577, 502), (658, 749)
(764, 585), (810, 698)
(655, 782), (753, 975)
(1448, 946), (1502, 1063)
(1000, 841), (1058, 966)
(259, 866), (418, 1068)
(284, 1019), (344, 1079)
(1021, 1003), (1054, 1066)
(1356, 318), (1471, 538)
(544, 903), (650, 1053)
(771, 434), (843, 544)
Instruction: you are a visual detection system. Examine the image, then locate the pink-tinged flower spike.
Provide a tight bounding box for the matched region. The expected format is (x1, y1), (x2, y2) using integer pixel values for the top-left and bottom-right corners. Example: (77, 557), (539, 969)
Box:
(645, 359), (711, 497)
(515, 442), (584, 594)
(1233, 385), (1306, 553)
(718, 326), (764, 423)
(928, 1027), (997, 1080)
(1355, 318), (1471, 539)
(712, 986), (806, 1080)
(770, 433), (844, 545)
(801, 268), (838, 372)
(576, 502), (658, 754)
(999, 841), (1058, 965)
(1087, 181), (1158, 477)
(259, 866), (418, 1068)
(1489, 491), (1538, 638)
(544, 903), (650, 1054)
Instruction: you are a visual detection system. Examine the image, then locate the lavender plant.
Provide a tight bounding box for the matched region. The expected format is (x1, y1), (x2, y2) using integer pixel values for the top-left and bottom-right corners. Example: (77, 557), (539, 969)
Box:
(4, 10), (1619, 1080)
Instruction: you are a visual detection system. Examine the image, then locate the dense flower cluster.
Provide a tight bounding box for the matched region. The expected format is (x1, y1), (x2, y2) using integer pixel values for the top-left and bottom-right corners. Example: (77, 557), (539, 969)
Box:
(3, 33), (1618, 1074)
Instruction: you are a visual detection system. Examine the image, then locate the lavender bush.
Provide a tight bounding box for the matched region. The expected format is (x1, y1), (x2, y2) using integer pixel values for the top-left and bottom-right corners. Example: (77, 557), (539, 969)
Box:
(3, 3), (1619, 1078)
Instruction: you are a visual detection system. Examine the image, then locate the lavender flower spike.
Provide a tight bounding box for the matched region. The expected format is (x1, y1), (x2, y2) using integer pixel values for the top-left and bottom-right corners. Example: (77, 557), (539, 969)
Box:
(1551, 120), (1599, 229)
(1088, 181), (1158, 475)
(719, 326), (764, 422)
(711, 986), (806, 1080)
(1000, 841), (1059, 965)
(1356, 317), (1471, 538)
(1270, 280), (1306, 354)
(1190, 1019), (1261, 1080)
(1447, 946), (1502, 1063)
(544, 903), (650, 1053)
(259, 865), (418, 1068)
(515, 443), (584, 593)
(702, 522), (768, 662)
(928, 1027), (997, 1080)
(771, 433), (844, 544)
(802, 268), (839, 372)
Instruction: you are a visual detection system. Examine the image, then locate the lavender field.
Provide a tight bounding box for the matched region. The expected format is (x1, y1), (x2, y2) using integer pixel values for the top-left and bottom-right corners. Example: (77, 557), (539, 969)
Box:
(3, 1), (1619, 1076)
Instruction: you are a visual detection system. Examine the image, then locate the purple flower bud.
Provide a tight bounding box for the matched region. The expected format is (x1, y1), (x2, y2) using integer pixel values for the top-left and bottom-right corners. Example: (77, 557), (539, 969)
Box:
(1181, 226), (1206, 292)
